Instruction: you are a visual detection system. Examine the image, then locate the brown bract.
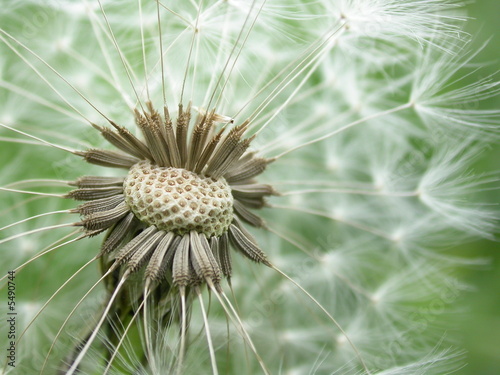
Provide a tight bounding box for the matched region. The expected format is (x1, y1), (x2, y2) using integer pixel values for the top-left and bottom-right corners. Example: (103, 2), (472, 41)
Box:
(66, 103), (276, 289)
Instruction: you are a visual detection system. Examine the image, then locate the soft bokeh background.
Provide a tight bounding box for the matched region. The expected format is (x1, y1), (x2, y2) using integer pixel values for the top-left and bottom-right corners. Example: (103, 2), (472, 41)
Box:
(0, 1), (497, 373)
(455, 1), (499, 374)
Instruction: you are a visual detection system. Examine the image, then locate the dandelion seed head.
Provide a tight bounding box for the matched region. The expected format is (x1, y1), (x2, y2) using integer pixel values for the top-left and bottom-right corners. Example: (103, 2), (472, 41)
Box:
(1, 0), (498, 373)
(123, 160), (234, 236)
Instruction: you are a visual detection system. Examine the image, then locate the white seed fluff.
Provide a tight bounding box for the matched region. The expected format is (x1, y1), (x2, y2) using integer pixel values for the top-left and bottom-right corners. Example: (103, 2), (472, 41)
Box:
(123, 160), (234, 236)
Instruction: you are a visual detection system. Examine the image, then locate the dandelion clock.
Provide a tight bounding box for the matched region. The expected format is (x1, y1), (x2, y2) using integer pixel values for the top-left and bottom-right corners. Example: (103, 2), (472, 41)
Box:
(0, 1), (498, 374)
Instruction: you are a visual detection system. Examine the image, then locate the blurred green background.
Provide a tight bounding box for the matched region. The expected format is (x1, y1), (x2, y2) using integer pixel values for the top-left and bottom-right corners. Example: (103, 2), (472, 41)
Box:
(0, 1), (497, 374)
(455, 1), (499, 374)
